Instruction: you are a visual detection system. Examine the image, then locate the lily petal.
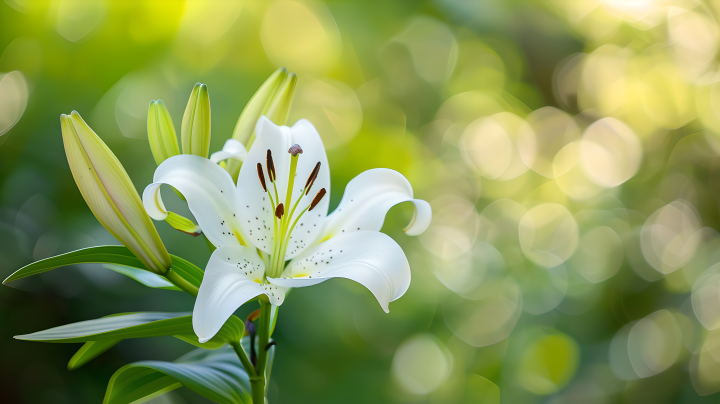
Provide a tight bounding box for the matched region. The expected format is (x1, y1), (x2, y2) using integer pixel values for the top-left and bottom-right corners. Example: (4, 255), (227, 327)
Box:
(143, 155), (246, 248)
(210, 139), (247, 164)
(317, 169), (431, 241)
(268, 231), (410, 313)
(193, 245), (284, 342)
(237, 116), (330, 258)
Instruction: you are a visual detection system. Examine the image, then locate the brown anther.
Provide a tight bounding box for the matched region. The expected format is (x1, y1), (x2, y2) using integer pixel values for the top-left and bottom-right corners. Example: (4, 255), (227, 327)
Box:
(309, 188), (326, 211)
(266, 149), (276, 182)
(305, 162), (321, 195)
(275, 203), (284, 219)
(256, 163), (267, 192)
(289, 144), (303, 157)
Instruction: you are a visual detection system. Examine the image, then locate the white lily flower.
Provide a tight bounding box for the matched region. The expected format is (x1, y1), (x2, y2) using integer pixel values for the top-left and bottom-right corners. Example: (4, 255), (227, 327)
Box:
(143, 116), (431, 342)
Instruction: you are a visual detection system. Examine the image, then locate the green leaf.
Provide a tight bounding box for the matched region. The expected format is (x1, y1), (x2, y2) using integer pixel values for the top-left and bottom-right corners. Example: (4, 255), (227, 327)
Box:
(104, 344), (257, 404)
(63, 312), (246, 369)
(3, 246), (144, 283)
(103, 264), (180, 291)
(15, 312), (244, 349)
(15, 312), (191, 342)
(68, 340), (121, 370)
(164, 254), (203, 291)
(2, 245), (204, 295)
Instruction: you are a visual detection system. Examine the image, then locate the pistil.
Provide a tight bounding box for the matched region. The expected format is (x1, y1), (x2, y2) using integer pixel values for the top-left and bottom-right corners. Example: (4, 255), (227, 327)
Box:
(260, 145), (327, 278)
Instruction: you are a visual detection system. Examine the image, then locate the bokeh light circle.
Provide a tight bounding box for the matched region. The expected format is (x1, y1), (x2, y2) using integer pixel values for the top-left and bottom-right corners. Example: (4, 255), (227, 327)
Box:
(569, 226), (623, 283)
(287, 76), (362, 150)
(260, 0), (342, 73)
(519, 203), (579, 268)
(460, 112), (531, 180)
(392, 334), (453, 395)
(442, 277), (522, 347)
(627, 309), (682, 378)
(580, 117), (642, 188)
(692, 263), (720, 330)
(640, 200), (702, 274)
(519, 107), (580, 179)
(0, 71), (28, 137)
(515, 329), (580, 395)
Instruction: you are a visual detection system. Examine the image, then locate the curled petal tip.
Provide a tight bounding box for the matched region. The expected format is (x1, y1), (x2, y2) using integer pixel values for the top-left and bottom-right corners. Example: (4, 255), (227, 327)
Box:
(198, 336), (211, 343)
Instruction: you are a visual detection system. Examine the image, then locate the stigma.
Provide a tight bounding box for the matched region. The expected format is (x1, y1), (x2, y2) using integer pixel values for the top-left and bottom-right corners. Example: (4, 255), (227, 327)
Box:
(288, 144), (303, 157)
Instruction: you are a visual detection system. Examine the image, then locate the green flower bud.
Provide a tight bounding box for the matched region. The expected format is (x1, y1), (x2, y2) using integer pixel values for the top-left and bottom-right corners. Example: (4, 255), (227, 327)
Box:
(263, 72), (296, 136)
(231, 67), (287, 146)
(181, 83), (211, 158)
(60, 111), (172, 274)
(225, 68), (297, 181)
(147, 100), (180, 166)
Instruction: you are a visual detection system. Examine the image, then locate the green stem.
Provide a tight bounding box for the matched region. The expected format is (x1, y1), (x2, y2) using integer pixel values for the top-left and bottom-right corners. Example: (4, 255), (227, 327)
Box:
(164, 269), (199, 296)
(230, 341), (257, 380)
(252, 300), (272, 403)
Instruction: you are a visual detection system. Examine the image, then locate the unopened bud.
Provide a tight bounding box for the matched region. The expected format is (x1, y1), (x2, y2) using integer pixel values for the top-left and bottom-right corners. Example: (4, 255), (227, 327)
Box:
(181, 83), (211, 158)
(226, 68), (292, 181)
(61, 111), (171, 274)
(147, 100), (180, 166)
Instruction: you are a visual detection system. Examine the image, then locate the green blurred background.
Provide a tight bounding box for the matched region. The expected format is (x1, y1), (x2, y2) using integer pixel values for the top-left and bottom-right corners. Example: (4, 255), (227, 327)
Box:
(4, 0), (720, 402)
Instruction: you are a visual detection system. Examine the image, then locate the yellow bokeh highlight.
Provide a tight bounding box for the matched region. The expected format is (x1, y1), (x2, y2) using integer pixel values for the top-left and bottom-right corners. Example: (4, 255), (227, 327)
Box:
(260, 0), (341, 73)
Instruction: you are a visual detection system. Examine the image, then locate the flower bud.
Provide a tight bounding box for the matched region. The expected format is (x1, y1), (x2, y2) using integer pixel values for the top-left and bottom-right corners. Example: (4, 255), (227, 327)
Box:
(225, 68), (296, 181)
(231, 67), (287, 146)
(181, 83), (211, 158)
(60, 111), (171, 274)
(263, 72), (296, 134)
(147, 100), (180, 166)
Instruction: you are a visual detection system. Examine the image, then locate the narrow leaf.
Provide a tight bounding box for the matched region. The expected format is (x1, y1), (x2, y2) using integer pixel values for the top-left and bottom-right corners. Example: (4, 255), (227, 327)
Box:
(104, 345), (254, 404)
(68, 340), (121, 370)
(103, 265), (180, 291)
(3, 245), (143, 284)
(15, 312), (191, 343)
(15, 312), (244, 347)
(3, 245), (204, 295)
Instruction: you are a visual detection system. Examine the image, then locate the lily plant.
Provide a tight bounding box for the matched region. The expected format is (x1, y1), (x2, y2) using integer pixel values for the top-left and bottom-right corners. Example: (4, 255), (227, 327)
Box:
(2, 67), (431, 404)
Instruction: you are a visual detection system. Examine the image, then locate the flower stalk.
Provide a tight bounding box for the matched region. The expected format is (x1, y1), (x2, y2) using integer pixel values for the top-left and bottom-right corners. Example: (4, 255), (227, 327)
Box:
(250, 300), (272, 403)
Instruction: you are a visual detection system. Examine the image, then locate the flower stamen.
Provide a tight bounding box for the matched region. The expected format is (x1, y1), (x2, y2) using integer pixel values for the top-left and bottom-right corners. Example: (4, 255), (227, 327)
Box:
(309, 188), (326, 211)
(266, 149), (276, 182)
(305, 162), (320, 195)
(275, 203), (284, 220)
(256, 163), (267, 192)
